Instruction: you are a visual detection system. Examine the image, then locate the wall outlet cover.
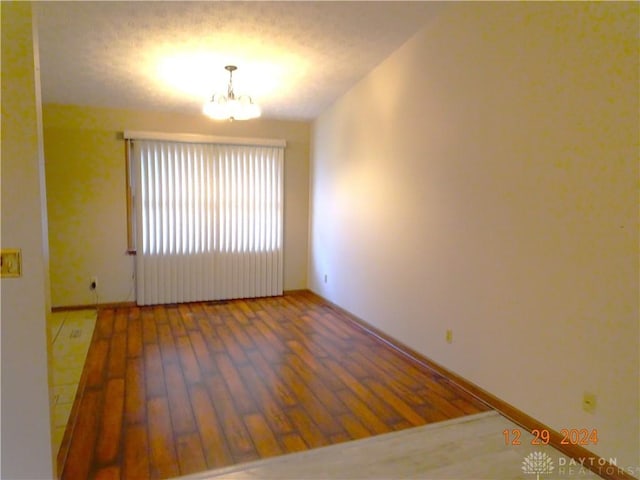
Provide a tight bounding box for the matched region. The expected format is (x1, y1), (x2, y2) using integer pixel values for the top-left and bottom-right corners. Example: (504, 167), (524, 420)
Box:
(446, 329), (453, 344)
(1, 249), (22, 278)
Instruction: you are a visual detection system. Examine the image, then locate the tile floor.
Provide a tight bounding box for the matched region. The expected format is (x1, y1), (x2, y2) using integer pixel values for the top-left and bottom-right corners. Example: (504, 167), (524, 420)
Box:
(50, 309), (97, 455)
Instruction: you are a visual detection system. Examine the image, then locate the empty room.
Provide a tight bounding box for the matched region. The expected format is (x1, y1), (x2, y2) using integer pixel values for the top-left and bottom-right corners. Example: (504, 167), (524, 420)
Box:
(1, 1), (638, 480)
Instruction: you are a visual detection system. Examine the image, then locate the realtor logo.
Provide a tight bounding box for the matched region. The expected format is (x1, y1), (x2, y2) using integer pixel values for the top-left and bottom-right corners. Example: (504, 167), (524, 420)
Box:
(522, 451), (555, 480)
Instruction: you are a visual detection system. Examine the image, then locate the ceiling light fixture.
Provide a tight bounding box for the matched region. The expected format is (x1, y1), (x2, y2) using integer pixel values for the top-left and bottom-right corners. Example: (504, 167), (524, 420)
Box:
(203, 65), (261, 121)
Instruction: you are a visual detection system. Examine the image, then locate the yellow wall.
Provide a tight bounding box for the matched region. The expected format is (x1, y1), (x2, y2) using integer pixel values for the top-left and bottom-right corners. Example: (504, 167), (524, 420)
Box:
(310, 2), (639, 469)
(44, 104), (310, 307)
(1, 2), (54, 477)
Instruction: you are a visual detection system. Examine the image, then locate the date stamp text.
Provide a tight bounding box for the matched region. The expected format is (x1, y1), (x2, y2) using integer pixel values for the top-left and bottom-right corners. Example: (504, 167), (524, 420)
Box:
(503, 428), (598, 446)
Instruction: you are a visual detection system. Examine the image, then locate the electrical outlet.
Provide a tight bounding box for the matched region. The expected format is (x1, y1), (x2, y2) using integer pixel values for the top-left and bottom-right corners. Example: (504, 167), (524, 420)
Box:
(446, 329), (453, 344)
(1, 249), (21, 277)
(324, 274), (328, 284)
(90, 276), (98, 291)
(582, 392), (597, 414)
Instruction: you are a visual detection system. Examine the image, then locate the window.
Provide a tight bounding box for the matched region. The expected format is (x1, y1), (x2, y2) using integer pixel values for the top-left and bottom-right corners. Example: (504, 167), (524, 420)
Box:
(125, 132), (285, 305)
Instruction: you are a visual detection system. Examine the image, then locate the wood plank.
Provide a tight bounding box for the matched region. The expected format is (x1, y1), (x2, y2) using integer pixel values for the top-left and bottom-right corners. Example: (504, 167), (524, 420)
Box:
(237, 300), (257, 319)
(202, 302), (225, 326)
(114, 308), (128, 333)
(123, 424), (150, 480)
(176, 432), (208, 476)
(244, 413), (283, 458)
(153, 304), (169, 324)
(127, 315), (143, 358)
(215, 352), (256, 414)
(237, 364), (294, 435)
(416, 404), (449, 423)
(144, 344), (166, 398)
(452, 396), (488, 414)
(298, 313), (350, 354)
(225, 314), (256, 350)
(142, 309), (157, 344)
(340, 355), (372, 381)
(287, 339), (344, 391)
(252, 318), (287, 352)
(329, 432), (351, 444)
(85, 339), (109, 388)
(147, 397), (180, 479)
(349, 350), (427, 406)
(303, 308), (352, 341)
(197, 317), (225, 353)
(324, 359), (401, 425)
(351, 349), (422, 390)
(124, 357), (146, 425)
(338, 413), (372, 440)
(424, 390), (467, 418)
(371, 344), (453, 393)
(188, 302), (210, 321)
(229, 303), (251, 325)
(363, 378), (425, 427)
(157, 323), (178, 365)
(61, 390), (100, 480)
(168, 306), (187, 336)
(96, 308), (115, 339)
(392, 419), (413, 431)
(164, 362), (197, 435)
(287, 323), (330, 358)
(285, 353), (347, 417)
(276, 295), (305, 316)
(95, 378), (125, 465)
(204, 375), (259, 462)
(280, 433), (308, 454)
(244, 324), (280, 363)
(216, 324), (249, 364)
(189, 383), (234, 469)
(107, 332), (127, 379)
(176, 335), (202, 384)
(188, 329), (217, 375)
(255, 307), (295, 342)
(246, 350), (297, 407)
(179, 304), (199, 331)
(336, 390), (391, 435)
(287, 407), (329, 449)
(94, 465), (120, 480)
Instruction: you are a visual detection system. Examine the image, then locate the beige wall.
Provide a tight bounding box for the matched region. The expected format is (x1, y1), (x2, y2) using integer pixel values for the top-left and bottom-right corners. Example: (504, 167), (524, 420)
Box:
(310, 2), (639, 469)
(1, 2), (55, 477)
(44, 104), (310, 307)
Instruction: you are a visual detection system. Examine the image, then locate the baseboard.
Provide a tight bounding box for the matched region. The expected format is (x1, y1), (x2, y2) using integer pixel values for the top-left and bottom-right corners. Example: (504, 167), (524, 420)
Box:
(51, 301), (136, 312)
(305, 290), (637, 480)
(283, 289), (309, 296)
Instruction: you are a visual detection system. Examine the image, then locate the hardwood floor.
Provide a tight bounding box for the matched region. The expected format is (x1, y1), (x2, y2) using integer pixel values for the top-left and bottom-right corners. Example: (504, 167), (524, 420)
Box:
(58, 291), (490, 480)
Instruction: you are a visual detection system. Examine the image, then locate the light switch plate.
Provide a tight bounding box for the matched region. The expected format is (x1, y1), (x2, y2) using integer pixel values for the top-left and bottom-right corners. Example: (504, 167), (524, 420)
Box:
(1, 249), (22, 277)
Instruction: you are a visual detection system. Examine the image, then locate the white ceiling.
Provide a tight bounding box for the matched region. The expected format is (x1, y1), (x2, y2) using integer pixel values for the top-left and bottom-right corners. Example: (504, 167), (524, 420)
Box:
(34, 1), (443, 121)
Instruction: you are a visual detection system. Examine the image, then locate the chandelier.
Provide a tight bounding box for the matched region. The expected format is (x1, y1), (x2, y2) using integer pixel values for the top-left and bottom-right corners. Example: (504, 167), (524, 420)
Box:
(203, 65), (261, 121)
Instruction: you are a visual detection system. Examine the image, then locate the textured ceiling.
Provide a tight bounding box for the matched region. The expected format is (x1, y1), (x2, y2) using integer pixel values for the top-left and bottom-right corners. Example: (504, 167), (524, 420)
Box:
(34, 1), (443, 120)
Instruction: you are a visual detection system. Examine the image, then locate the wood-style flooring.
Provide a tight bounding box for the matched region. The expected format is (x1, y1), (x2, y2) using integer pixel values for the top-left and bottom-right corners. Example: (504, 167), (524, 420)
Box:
(58, 291), (490, 480)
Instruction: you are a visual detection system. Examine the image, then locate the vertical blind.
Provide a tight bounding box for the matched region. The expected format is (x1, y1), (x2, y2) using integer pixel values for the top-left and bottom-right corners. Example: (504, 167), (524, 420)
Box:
(130, 136), (284, 305)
